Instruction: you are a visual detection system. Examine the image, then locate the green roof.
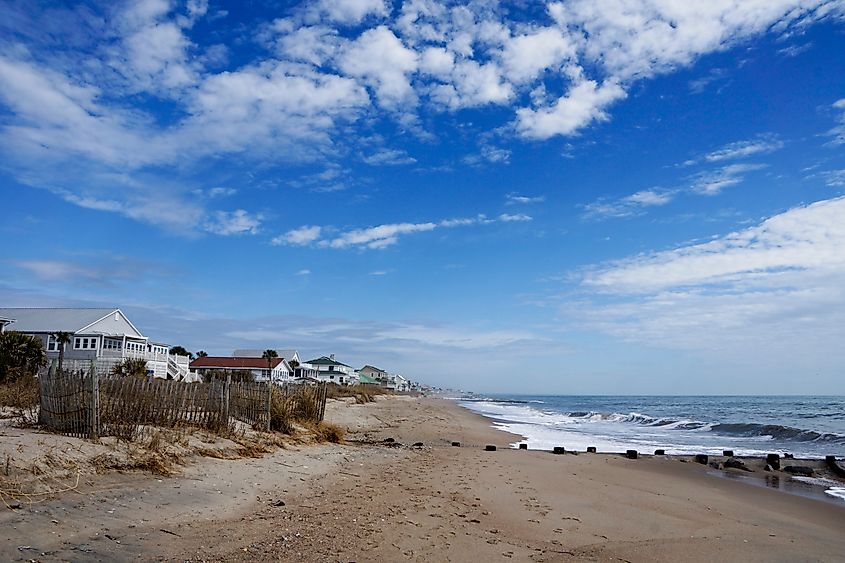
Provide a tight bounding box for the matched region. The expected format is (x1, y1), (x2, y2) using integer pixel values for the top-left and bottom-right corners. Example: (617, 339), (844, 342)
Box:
(357, 373), (380, 384)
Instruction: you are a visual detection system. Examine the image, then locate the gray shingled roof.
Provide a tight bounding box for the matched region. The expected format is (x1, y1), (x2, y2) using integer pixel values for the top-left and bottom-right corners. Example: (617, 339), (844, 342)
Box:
(0, 308), (118, 333)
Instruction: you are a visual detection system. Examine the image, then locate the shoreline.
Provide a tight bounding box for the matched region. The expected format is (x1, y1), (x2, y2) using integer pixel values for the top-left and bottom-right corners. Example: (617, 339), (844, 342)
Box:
(3, 395), (845, 562)
(455, 395), (845, 460)
(451, 397), (845, 507)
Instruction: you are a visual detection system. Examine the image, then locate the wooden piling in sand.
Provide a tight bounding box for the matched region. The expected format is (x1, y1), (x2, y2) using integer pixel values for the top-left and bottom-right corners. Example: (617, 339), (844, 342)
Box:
(518, 443), (528, 450)
(485, 445), (497, 451)
(654, 449), (665, 455)
(553, 446), (566, 454)
(695, 454), (708, 465)
(626, 450), (638, 459)
(587, 446), (597, 453)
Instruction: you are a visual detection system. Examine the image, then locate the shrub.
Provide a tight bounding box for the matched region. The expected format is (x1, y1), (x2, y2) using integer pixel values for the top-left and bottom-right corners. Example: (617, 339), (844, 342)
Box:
(111, 358), (149, 378)
(313, 422), (345, 444)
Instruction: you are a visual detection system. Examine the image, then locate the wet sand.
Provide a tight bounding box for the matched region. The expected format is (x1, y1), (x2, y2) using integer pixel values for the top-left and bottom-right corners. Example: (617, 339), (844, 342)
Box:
(3, 396), (844, 562)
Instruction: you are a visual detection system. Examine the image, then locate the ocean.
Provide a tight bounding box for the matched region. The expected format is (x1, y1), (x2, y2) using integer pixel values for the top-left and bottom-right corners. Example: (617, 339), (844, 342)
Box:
(460, 395), (845, 459)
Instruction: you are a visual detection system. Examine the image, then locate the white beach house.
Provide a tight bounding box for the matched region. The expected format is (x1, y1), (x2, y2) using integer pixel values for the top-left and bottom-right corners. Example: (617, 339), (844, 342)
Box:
(0, 307), (192, 380)
(305, 355), (357, 385)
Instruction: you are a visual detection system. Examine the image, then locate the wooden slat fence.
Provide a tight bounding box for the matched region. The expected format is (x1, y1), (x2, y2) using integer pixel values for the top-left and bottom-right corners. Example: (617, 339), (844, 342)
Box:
(38, 371), (328, 439)
(38, 370), (94, 439)
(230, 380), (270, 429)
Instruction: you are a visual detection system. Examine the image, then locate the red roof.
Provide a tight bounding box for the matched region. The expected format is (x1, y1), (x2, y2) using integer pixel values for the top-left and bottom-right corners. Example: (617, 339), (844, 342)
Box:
(190, 356), (284, 369)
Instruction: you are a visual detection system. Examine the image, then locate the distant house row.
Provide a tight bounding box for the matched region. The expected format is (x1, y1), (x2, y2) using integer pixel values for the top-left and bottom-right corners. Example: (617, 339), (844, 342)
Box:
(0, 307), (419, 390)
(190, 351), (417, 390)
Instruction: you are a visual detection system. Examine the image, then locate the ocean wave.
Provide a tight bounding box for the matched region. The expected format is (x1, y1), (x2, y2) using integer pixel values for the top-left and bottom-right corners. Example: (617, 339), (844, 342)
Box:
(710, 423), (845, 444)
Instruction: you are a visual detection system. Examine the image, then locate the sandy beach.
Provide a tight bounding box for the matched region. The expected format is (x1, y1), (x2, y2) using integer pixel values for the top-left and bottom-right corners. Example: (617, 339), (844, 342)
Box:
(2, 396), (844, 562)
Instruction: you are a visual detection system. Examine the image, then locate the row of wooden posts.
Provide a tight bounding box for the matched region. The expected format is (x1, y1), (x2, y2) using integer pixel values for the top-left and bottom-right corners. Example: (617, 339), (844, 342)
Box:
(451, 442), (842, 470)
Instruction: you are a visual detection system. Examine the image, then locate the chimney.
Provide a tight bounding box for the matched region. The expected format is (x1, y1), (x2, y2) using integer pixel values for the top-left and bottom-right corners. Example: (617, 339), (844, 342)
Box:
(330, 354), (335, 361)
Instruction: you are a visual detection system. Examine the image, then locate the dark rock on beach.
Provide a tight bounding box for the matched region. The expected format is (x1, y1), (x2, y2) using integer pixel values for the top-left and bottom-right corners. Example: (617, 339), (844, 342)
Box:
(783, 466), (814, 477)
(724, 458), (752, 472)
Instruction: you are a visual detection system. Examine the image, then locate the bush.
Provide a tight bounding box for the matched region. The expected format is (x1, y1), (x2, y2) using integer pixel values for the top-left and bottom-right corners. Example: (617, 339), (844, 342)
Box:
(270, 385), (327, 435)
(313, 422), (345, 444)
(111, 358), (149, 378)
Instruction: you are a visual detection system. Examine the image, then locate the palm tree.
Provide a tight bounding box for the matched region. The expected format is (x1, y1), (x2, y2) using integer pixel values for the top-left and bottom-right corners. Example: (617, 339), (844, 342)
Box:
(111, 358), (148, 378)
(0, 331), (47, 383)
(196, 350), (208, 358)
(262, 349), (278, 382)
(51, 331), (73, 373)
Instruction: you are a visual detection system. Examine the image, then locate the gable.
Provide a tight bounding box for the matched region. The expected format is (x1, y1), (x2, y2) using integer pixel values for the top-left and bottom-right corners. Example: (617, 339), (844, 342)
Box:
(81, 310), (144, 338)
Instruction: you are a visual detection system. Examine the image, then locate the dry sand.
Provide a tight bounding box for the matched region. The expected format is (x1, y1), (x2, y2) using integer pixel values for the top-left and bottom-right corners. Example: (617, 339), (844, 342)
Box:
(2, 396), (844, 562)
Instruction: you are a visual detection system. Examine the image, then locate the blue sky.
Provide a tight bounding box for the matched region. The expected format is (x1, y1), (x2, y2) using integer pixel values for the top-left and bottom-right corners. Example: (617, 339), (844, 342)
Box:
(2, 0), (845, 394)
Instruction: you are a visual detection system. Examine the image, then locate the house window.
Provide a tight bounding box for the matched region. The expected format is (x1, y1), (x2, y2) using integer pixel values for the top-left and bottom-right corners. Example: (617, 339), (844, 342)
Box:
(104, 338), (122, 350)
(329, 374), (334, 379)
(74, 337), (98, 350)
(328, 366), (334, 371)
(47, 335), (59, 352)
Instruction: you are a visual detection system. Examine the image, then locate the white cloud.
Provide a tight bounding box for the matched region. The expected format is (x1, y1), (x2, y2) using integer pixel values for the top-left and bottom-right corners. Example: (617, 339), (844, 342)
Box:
(691, 163), (766, 195)
(295, 269), (311, 276)
(363, 148), (417, 165)
(324, 221), (437, 249)
(498, 213), (533, 222)
(499, 27), (575, 84)
(274, 24), (340, 66)
(821, 169), (845, 186)
(827, 97), (845, 145)
(584, 196), (845, 293)
(272, 225), (323, 246)
(506, 193), (545, 205)
(336, 26), (418, 109)
(575, 196), (845, 353)
(203, 210), (262, 236)
(702, 135), (784, 162)
(583, 189), (676, 219)
(516, 79), (626, 139)
(306, 0), (389, 25)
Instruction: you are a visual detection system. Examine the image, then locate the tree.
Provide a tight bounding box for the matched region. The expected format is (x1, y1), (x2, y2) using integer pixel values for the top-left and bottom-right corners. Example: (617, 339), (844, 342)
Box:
(0, 331), (47, 383)
(169, 345), (193, 359)
(196, 350), (208, 358)
(262, 349), (278, 382)
(51, 331), (73, 373)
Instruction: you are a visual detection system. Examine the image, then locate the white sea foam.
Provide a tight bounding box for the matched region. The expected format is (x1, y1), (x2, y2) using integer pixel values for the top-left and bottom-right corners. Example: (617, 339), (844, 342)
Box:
(824, 487), (845, 500)
(791, 476), (842, 488)
(461, 400), (806, 456)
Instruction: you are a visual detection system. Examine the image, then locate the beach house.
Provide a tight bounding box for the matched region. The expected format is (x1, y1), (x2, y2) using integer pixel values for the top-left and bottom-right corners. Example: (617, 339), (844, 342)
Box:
(0, 307), (192, 380)
(305, 355), (357, 385)
(359, 365), (388, 382)
(0, 315), (12, 333)
(190, 356), (293, 383)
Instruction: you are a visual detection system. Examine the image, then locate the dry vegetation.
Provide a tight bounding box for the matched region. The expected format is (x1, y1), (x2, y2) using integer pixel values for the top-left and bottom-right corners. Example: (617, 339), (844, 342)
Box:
(325, 383), (389, 404)
(270, 385), (326, 434)
(0, 376), (38, 425)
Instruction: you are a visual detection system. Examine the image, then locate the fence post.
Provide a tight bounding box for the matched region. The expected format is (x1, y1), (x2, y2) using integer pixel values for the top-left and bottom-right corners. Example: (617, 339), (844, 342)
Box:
(265, 382), (272, 432)
(221, 374), (231, 424)
(89, 366), (100, 440)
